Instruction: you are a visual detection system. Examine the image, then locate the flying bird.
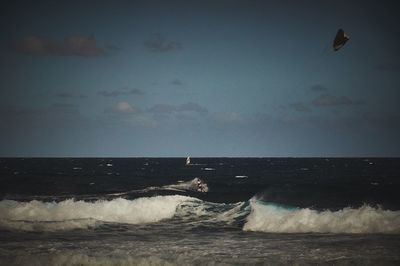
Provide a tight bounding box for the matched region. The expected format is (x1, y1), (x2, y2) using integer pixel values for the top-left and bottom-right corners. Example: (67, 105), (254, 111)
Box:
(333, 29), (350, 51)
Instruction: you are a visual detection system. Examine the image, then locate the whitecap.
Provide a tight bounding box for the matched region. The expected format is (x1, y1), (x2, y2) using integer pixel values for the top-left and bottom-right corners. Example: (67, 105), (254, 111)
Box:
(0, 195), (195, 231)
(243, 200), (400, 234)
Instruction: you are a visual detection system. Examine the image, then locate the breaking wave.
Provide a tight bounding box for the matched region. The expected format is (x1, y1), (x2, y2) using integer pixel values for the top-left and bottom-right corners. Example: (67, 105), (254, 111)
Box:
(0, 195), (246, 232)
(243, 199), (400, 234)
(1, 195), (399, 234)
(0, 195), (198, 231)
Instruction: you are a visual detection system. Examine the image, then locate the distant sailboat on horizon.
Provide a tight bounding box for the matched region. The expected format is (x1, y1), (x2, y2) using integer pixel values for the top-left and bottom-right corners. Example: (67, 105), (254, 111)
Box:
(186, 156), (191, 165)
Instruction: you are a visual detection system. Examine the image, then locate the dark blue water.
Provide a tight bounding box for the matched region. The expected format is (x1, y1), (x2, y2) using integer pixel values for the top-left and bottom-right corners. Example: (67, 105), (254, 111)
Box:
(0, 158), (399, 265)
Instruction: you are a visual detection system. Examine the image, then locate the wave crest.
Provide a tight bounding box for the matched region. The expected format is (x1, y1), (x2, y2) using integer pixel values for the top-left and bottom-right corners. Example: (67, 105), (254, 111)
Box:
(3, 195), (399, 234)
(0, 195), (196, 231)
(243, 199), (400, 234)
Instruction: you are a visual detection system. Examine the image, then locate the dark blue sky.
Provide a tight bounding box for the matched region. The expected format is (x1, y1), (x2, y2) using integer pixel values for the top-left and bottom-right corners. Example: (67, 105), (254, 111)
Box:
(1, 0), (399, 157)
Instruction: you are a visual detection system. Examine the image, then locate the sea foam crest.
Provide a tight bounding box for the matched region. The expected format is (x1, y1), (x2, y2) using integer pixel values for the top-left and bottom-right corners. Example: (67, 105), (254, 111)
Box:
(243, 199), (400, 234)
(0, 195), (196, 231)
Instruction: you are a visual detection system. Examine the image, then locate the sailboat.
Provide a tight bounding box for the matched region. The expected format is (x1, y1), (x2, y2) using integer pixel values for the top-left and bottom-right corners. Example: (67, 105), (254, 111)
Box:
(186, 156), (191, 165)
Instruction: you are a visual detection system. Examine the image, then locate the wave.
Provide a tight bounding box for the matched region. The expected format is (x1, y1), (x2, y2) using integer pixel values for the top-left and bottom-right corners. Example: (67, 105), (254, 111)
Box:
(164, 177), (209, 192)
(107, 177), (209, 197)
(2, 194), (399, 234)
(243, 199), (400, 234)
(0, 195), (198, 231)
(0, 194), (245, 232)
(175, 200), (249, 225)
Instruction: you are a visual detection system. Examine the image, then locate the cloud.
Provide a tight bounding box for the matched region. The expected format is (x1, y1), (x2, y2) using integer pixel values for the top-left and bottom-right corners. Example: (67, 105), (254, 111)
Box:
(102, 102), (158, 128)
(177, 102), (208, 115)
(144, 34), (182, 52)
(106, 102), (139, 115)
(212, 112), (243, 124)
(310, 84), (328, 92)
(171, 79), (183, 86)
(284, 91), (363, 113)
(375, 62), (400, 71)
(146, 102), (208, 123)
(312, 94), (364, 107)
(148, 102), (208, 116)
(289, 102), (311, 112)
(98, 88), (143, 97)
(13, 35), (106, 57)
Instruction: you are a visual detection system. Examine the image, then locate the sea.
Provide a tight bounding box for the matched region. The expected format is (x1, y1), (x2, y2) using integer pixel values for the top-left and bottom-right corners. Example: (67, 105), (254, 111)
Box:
(0, 157), (399, 265)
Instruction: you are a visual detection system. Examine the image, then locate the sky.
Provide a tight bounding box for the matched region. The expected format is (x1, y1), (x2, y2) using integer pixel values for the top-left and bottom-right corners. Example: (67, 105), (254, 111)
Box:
(0, 0), (399, 157)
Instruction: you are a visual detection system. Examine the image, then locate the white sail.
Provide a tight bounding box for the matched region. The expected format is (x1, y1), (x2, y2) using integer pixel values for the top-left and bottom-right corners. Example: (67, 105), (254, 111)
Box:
(186, 156), (190, 165)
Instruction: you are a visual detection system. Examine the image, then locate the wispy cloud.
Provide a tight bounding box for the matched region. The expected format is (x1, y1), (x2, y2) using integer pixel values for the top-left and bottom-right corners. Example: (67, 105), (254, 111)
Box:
(171, 78), (183, 86)
(102, 102), (158, 128)
(285, 87), (363, 112)
(147, 102), (208, 116)
(144, 34), (182, 52)
(98, 88), (143, 97)
(211, 112), (243, 124)
(13, 35), (107, 57)
(312, 94), (364, 107)
(177, 102), (208, 114)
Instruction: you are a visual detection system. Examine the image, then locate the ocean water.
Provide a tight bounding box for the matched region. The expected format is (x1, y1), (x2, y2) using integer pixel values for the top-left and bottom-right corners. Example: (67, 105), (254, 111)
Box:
(0, 158), (399, 265)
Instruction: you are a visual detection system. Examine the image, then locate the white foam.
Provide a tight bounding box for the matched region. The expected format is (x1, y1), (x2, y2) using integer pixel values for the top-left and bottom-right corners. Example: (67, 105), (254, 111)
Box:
(243, 200), (400, 234)
(0, 195), (194, 231)
(0, 252), (209, 266)
(163, 177), (209, 192)
(1, 218), (98, 231)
